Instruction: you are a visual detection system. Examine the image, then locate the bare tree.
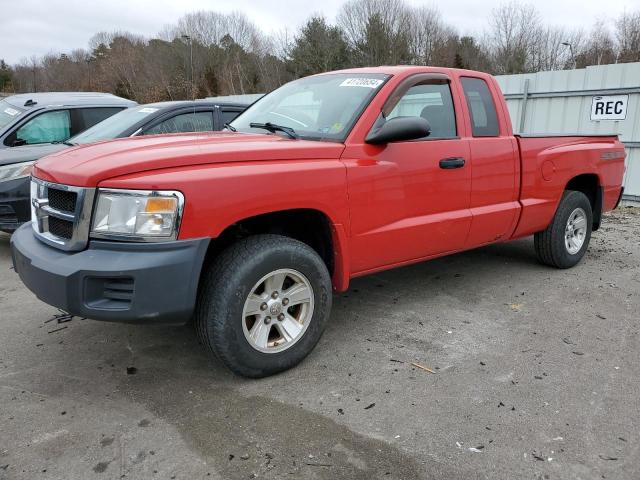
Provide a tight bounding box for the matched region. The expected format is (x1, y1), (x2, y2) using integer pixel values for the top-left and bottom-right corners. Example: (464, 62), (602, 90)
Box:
(485, 2), (544, 74)
(337, 0), (412, 65)
(533, 27), (584, 71)
(406, 6), (454, 66)
(170, 11), (261, 52)
(575, 20), (617, 67)
(616, 10), (640, 63)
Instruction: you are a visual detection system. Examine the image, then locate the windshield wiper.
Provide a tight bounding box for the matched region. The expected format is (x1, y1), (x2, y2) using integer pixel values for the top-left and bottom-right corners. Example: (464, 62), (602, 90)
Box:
(224, 123), (237, 132)
(249, 122), (298, 139)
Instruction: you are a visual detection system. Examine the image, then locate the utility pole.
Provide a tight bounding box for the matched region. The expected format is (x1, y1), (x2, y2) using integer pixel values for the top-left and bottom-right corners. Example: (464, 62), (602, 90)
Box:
(181, 35), (194, 99)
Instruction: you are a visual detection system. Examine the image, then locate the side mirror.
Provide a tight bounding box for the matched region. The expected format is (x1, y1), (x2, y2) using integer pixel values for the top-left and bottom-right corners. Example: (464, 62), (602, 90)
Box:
(12, 138), (27, 147)
(365, 116), (431, 144)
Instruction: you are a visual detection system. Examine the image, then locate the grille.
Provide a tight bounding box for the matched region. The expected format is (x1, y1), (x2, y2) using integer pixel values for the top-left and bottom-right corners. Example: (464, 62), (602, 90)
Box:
(48, 188), (77, 213)
(32, 178), (95, 251)
(48, 217), (74, 239)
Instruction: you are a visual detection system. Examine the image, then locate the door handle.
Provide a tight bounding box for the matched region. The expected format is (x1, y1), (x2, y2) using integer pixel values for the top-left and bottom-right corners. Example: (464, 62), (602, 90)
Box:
(439, 157), (466, 169)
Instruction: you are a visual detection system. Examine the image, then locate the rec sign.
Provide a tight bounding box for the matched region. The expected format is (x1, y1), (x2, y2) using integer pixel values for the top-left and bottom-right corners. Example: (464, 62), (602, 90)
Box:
(590, 95), (628, 121)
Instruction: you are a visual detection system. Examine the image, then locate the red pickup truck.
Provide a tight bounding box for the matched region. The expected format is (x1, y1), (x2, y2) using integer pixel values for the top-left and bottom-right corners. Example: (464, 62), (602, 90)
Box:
(11, 66), (625, 377)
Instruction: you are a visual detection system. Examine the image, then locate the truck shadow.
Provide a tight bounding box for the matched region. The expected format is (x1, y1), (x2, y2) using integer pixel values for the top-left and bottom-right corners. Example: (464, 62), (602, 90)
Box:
(0, 233), (545, 386)
(0, 234), (542, 376)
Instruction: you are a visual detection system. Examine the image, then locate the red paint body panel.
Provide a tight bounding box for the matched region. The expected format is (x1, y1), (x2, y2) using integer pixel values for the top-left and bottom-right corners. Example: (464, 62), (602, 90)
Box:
(33, 132), (345, 187)
(511, 136), (625, 239)
(31, 66), (626, 292)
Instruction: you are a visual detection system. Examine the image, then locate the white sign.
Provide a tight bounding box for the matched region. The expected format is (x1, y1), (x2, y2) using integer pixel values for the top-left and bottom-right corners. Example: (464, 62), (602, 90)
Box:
(590, 95), (628, 121)
(339, 78), (384, 89)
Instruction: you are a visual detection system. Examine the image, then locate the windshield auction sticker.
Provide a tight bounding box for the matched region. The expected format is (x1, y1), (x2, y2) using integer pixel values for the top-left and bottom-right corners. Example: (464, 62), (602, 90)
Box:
(4, 107), (20, 116)
(339, 78), (384, 89)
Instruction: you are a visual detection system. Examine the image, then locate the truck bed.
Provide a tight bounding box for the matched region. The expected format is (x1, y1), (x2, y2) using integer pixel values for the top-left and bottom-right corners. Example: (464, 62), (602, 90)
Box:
(512, 134), (625, 239)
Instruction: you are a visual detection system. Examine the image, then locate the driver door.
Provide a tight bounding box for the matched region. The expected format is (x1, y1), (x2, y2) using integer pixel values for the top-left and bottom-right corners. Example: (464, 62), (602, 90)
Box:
(342, 76), (472, 274)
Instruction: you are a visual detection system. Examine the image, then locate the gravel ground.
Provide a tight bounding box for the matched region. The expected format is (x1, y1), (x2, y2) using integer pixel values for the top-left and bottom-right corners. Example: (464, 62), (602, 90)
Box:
(0, 208), (638, 480)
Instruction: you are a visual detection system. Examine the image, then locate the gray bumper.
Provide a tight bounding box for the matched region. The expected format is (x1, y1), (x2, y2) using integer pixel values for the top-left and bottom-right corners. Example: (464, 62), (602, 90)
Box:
(10, 223), (209, 324)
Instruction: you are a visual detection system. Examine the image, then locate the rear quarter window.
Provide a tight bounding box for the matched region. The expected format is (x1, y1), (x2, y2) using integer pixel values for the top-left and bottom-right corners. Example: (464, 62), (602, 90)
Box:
(460, 77), (499, 137)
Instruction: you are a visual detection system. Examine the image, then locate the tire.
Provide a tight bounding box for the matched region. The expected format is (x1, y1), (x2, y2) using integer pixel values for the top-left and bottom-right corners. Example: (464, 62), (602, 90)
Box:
(534, 190), (593, 269)
(195, 234), (332, 378)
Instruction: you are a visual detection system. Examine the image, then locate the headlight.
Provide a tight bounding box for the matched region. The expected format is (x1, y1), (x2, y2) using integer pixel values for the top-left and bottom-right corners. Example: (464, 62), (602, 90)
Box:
(0, 161), (35, 182)
(91, 189), (184, 241)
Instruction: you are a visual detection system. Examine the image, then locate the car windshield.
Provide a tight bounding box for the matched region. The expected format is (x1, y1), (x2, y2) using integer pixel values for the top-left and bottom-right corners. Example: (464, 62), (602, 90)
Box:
(70, 105), (159, 144)
(0, 100), (25, 130)
(230, 73), (389, 142)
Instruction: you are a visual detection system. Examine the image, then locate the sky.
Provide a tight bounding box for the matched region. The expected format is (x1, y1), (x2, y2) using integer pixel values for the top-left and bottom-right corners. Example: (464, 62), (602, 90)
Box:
(0, 0), (636, 64)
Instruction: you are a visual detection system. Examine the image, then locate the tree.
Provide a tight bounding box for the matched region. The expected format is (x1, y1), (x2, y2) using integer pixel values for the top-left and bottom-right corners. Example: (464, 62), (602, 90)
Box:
(5, 2), (634, 100)
(406, 6), (452, 66)
(616, 10), (640, 63)
(0, 60), (12, 92)
(485, 2), (543, 74)
(337, 0), (411, 66)
(575, 20), (617, 68)
(453, 36), (492, 72)
(287, 16), (350, 76)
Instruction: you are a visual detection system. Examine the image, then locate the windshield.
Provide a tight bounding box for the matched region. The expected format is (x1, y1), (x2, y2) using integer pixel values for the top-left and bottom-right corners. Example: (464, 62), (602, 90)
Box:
(0, 100), (25, 130)
(70, 106), (159, 144)
(231, 73), (389, 142)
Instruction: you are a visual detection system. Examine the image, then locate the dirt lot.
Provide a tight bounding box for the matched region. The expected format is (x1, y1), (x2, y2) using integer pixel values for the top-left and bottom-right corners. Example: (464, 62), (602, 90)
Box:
(0, 209), (638, 480)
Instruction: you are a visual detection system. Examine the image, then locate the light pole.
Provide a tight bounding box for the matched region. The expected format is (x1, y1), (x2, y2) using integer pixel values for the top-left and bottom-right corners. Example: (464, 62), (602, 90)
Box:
(181, 34), (194, 98)
(562, 41), (577, 70)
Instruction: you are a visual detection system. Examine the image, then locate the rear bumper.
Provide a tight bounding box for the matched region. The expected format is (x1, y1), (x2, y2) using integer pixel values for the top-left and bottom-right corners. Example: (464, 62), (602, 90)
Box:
(11, 224), (210, 324)
(0, 177), (30, 232)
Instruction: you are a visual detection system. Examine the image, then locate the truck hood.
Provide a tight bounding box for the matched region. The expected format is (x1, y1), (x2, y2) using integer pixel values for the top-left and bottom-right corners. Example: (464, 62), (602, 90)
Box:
(33, 132), (346, 186)
(0, 143), (68, 167)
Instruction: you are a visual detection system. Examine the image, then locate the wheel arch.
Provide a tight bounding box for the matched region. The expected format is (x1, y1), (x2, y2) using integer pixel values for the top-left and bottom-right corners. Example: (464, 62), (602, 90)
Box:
(564, 173), (603, 230)
(203, 208), (350, 292)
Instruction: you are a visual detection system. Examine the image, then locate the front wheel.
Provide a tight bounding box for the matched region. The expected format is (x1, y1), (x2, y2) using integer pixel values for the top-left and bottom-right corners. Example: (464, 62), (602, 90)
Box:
(195, 234), (332, 378)
(534, 190), (593, 268)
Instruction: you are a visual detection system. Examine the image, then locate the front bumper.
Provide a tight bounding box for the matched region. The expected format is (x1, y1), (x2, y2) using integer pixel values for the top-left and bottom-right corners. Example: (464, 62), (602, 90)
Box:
(11, 224), (209, 324)
(0, 177), (30, 232)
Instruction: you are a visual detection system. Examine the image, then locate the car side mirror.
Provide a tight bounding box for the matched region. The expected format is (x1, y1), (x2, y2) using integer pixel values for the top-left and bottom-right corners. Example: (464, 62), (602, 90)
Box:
(365, 116), (431, 144)
(12, 138), (27, 147)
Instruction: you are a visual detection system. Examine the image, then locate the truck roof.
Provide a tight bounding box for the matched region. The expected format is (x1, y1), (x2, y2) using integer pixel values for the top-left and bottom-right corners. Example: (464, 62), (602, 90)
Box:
(3, 92), (136, 109)
(323, 65), (495, 78)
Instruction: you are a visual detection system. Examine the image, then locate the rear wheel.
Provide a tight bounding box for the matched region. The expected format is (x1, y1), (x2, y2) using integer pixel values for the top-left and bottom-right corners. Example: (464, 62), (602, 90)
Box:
(195, 234), (332, 378)
(534, 190), (593, 268)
